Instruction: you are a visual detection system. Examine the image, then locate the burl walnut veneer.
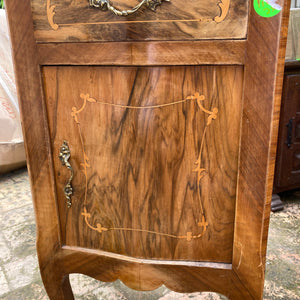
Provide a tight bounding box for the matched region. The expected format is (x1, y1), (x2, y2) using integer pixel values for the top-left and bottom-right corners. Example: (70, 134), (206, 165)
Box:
(5, 0), (290, 299)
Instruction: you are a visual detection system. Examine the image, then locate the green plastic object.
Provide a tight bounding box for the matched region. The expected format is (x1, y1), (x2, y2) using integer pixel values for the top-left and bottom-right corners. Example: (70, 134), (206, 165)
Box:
(254, 0), (282, 18)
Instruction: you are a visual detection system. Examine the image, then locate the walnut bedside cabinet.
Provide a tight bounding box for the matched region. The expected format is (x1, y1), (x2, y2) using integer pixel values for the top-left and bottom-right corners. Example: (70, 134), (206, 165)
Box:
(6, 0), (290, 299)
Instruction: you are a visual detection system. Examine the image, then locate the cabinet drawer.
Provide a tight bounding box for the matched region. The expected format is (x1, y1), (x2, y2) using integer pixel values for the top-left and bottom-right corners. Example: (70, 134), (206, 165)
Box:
(43, 65), (243, 263)
(33, 0), (249, 42)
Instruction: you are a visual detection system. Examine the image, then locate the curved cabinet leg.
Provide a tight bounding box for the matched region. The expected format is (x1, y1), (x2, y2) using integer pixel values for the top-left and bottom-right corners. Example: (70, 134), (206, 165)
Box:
(41, 267), (74, 300)
(271, 194), (284, 212)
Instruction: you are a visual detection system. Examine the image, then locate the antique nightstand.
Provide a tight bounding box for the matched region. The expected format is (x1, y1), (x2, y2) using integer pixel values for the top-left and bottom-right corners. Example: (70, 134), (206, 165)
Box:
(6, 0), (290, 299)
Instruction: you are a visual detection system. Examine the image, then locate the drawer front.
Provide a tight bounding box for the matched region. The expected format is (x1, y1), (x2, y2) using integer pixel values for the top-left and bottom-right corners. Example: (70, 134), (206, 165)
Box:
(43, 65), (243, 263)
(33, 0), (248, 42)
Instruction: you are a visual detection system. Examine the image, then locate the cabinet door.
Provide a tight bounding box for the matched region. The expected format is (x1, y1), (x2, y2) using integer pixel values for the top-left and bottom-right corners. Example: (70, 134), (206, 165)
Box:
(275, 73), (300, 190)
(44, 65), (243, 263)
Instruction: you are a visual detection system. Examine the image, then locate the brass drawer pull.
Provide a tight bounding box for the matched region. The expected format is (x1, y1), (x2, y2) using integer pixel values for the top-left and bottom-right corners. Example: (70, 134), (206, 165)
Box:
(89, 0), (169, 16)
(59, 141), (73, 208)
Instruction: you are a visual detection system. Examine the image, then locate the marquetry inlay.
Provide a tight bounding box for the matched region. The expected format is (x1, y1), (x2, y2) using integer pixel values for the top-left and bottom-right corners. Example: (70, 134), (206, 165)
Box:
(47, 0), (231, 30)
(70, 92), (218, 242)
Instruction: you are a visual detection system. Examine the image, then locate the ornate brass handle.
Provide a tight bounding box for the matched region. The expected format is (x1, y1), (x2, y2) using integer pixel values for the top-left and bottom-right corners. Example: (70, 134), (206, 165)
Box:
(89, 0), (169, 16)
(59, 141), (73, 208)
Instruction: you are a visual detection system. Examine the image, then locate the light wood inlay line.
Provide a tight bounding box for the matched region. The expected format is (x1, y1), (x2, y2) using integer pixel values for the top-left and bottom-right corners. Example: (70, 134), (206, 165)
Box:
(58, 18), (213, 26)
(72, 93), (207, 122)
(82, 207), (208, 241)
(70, 92), (218, 242)
(46, 0), (58, 30)
(215, 0), (230, 23)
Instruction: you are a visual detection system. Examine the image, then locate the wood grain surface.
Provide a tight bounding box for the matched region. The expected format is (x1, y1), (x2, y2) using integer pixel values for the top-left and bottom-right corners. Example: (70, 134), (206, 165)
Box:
(5, 1), (74, 299)
(37, 40), (247, 66)
(43, 65), (243, 263)
(5, 0), (290, 297)
(232, 0), (291, 299)
(32, 0), (248, 42)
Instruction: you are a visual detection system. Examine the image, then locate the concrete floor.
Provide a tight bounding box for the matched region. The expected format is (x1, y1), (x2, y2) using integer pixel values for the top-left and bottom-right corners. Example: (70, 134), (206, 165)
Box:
(0, 167), (299, 299)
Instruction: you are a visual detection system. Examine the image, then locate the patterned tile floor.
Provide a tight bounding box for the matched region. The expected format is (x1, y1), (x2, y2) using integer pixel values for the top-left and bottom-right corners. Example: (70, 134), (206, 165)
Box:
(0, 167), (299, 299)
